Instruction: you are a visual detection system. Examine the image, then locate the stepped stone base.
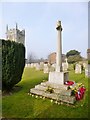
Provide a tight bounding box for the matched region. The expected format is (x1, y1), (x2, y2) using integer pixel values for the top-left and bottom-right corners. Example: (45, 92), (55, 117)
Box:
(30, 81), (76, 104)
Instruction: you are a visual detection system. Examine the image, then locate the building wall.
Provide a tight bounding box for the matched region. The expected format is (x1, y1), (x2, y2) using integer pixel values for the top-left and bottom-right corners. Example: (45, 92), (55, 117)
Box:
(48, 52), (56, 64)
(48, 52), (66, 64)
(6, 29), (16, 41)
(16, 30), (25, 45)
(6, 25), (25, 45)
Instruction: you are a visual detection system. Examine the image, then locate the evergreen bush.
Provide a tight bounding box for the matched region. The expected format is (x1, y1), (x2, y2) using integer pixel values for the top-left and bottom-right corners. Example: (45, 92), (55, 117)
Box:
(2, 39), (25, 90)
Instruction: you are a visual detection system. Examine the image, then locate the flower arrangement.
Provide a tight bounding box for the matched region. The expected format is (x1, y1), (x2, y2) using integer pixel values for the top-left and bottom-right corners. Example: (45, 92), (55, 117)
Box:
(45, 86), (54, 93)
(65, 81), (86, 101)
(65, 81), (74, 86)
(75, 86), (86, 100)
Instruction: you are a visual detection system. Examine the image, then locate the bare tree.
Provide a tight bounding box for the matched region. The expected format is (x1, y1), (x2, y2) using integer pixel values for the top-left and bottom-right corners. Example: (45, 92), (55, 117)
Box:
(27, 52), (37, 64)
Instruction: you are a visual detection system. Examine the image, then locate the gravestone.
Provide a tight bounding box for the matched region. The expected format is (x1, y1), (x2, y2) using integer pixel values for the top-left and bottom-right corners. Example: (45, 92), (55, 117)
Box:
(25, 63), (31, 67)
(50, 66), (55, 72)
(85, 64), (90, 77)
(62, 59), (68, 71)
(83, 62), (87, 69)
(44, 64), (50, 73)
(51, 63), (56, 68)
(31, 63), (34, 68)
(40, 62), (44, 70)
(36, 63), (40, 70)
(75, 64), (82, 74)
(25, 64), (28, 67)
(33, 63), (37, 68)
(50, 63), (56, 72)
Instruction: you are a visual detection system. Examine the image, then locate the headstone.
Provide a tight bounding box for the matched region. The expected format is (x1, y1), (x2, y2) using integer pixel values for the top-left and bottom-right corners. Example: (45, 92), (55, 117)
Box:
(51, 63), (56, 68)
(85, 64), (90, 77)
(36, 63), (40, 70)
(33, 63), (37, 68)
(40, 62), (44, 70)
(75, 64), (82, 74)
(28, 64), (31, 67)
(62, 62), (68, 71)
(31, 63), (34, 68)
(50, 66), (55, 72)
(25, 64), (31, 67)
(25, 64), (28, 67)
(83, 62), (87, 69)
(44, 64), (50, 73)
(50, 63), (56, 72)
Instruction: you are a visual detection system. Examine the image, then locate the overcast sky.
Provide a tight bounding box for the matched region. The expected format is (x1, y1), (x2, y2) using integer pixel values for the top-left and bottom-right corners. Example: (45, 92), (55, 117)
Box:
(0, 2), (88, 59)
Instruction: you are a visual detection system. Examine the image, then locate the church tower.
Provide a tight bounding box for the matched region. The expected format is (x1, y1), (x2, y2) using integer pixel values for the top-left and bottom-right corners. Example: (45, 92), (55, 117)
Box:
(6, 23), (25, 45)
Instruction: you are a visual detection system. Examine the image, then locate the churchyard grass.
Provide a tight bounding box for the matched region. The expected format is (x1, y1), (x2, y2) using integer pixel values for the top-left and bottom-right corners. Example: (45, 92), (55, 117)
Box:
(2, 67), (88, 118)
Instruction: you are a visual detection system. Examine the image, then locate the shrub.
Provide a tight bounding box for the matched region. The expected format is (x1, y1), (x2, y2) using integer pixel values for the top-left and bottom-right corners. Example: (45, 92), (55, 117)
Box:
(67, 55), (82, 64)
(2, 39), (25, 90)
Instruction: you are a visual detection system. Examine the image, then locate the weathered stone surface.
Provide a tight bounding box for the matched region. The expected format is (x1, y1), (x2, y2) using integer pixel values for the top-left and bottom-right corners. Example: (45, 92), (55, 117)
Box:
(54, 89), (72, 96)
(35, 85), (47, 91)
(30, 88), (44, 96)
(44, 64), (50, 73)
(75, 64), (82, 74)
(44, 92), (58, 100)
(30, 87), (75, 104)
(30, 88), (58, 100)
(32, 82), (71, 96)
(41, 81), (68, 90)
(50, 66), (55, 72)
(30, 81), (76, 104)
(36, 63), (40, 70)
(49, 71), (69, 85)
(85, 65), (90, 77)
(40, 62), (44, 70)
(62, 62), (68, 71)
(59, 95), (76, 104)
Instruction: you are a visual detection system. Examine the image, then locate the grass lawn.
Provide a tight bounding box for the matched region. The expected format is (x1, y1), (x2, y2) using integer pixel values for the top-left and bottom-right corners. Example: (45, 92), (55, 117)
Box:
(2, 67), (89, 118)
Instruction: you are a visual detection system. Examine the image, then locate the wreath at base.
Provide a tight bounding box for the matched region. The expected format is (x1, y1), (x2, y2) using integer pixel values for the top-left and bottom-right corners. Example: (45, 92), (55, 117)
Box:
(65, 81), (86, 100)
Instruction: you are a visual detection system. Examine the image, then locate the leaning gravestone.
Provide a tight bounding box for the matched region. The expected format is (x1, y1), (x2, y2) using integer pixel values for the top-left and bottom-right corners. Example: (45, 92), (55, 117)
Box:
(75, 64), (82, 74)
(30, 20), (76, 104)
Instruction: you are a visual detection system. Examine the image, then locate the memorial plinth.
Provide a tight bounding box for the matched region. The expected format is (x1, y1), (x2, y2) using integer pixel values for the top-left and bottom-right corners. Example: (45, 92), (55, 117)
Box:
(49, 71), (68, 85)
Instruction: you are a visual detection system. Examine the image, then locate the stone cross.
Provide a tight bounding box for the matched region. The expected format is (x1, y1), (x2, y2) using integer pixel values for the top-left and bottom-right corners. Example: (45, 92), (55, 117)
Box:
(56, 20), (63, 72)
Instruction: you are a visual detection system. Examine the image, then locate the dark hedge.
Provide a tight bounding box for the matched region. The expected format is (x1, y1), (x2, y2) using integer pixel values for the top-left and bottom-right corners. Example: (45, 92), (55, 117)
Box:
(2, 39), (25, 90)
